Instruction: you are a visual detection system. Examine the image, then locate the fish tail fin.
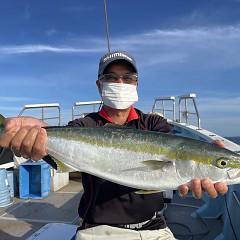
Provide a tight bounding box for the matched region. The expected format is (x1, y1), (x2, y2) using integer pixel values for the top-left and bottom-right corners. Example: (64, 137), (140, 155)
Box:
(0, 114), (6, 141)
(0, 114), (5, 127)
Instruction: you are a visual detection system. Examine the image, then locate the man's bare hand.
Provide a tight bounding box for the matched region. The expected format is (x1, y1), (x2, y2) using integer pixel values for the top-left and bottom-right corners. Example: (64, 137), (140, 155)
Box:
(178, 178), (228, 198)
(0, 116), (48, 160)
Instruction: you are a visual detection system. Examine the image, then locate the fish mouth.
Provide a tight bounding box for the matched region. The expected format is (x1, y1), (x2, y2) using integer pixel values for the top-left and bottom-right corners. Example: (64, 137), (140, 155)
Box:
(227, 169), (240, 179)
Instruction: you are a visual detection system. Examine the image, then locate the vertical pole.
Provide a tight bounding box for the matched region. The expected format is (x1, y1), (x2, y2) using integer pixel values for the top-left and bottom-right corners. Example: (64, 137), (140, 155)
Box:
(104, 0), (111, 53)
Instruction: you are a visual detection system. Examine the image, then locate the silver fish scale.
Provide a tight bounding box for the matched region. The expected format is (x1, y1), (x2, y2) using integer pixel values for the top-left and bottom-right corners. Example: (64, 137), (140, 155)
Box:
(45, 126), (240, 191)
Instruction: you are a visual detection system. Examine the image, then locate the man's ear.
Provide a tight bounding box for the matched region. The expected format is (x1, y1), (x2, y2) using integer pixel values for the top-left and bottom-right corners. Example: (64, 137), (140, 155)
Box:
(96, 80), (102, 94)
(96, 80), (100, 88)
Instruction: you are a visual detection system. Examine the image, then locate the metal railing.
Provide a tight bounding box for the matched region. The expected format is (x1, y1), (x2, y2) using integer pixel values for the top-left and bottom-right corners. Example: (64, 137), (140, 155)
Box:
(151, 93), (201, 129)
(72, 101), (102, 120)
(18, 103), (61, 126)
(152, 96), (176, 121)
(178, 93), (201, 129)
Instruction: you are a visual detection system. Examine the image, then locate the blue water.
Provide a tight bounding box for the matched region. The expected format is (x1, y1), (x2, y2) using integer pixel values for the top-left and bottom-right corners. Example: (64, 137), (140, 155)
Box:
(226, 136), (240, 146)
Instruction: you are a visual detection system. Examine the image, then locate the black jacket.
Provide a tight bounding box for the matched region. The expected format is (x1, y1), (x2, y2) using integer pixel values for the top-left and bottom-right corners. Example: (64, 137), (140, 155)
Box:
(0, 147), (13, 165)
(68, 108), (172, 225)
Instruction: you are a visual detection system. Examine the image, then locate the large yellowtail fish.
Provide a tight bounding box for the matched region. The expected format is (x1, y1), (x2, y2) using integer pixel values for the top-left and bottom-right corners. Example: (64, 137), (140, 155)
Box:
(1, 114), (240, 191)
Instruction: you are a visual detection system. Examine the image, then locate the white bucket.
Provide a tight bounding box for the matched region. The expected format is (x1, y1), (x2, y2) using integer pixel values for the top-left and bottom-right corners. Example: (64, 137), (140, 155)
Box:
(0, 168), (13, 207)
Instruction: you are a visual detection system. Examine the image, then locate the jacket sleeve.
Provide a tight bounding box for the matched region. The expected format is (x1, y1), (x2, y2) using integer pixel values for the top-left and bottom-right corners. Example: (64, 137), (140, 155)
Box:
(67, 113), (102, 127)
(144, 113), (172, 133)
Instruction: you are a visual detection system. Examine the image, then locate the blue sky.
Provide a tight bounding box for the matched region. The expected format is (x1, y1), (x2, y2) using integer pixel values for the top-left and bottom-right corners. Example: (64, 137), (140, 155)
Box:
(0, 0), (240, 137)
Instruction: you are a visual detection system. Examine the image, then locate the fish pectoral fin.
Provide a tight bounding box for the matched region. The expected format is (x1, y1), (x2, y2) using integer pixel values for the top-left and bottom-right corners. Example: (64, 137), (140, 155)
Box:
(43, 155), (58, 170)
(135, 190), (163, 195)
(43, 155), (78, 172)
(141, 160), (173, 170)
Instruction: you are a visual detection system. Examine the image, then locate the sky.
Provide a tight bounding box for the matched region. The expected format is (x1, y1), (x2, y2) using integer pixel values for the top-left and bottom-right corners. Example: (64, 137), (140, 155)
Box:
(0, 0), (240, 137)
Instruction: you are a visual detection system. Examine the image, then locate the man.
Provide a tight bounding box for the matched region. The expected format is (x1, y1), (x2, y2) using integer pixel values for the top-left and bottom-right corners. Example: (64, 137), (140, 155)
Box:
(0, 51), (228, 240)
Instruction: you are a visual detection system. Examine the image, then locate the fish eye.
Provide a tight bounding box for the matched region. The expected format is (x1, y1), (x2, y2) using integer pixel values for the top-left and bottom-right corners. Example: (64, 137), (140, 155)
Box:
(216, 158), (229, 168)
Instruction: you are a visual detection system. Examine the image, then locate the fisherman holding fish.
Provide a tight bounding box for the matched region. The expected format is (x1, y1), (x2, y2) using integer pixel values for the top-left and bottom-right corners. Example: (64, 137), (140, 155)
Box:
(0, 51), (229, 240)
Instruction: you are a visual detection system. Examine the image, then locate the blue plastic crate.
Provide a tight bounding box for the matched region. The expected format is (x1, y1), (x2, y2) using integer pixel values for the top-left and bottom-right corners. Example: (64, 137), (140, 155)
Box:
(20, 160), (50, 199)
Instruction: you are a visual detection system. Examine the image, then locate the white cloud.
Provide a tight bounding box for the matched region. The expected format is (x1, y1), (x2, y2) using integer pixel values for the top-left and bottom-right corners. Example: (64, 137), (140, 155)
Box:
(110, 25), (240, 69)
(0, 45), (103, 55)
(0, 96), (33, 102)
(1, 24), (240, 70)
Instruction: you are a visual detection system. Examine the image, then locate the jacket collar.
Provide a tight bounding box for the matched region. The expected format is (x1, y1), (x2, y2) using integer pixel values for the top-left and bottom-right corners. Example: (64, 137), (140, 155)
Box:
(98, 106), (139, 123)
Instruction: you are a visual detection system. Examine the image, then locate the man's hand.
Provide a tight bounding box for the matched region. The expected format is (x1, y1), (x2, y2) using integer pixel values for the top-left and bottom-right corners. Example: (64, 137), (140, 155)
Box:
(178, 139), (228, 198)
(0, 116), (48, 160)
(178, 178), (228, 198)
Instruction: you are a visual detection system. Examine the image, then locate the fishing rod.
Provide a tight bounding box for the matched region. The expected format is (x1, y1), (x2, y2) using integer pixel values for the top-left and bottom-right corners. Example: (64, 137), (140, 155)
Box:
(103, 0), (111, 53)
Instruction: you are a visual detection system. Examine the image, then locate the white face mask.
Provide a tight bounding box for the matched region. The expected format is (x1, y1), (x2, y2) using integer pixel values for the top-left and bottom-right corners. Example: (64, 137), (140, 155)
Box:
(100, 82), (138, 109)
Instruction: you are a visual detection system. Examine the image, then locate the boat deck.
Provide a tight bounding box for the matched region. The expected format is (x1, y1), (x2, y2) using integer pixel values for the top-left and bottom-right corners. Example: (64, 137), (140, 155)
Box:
(165, 195), (223, 240)
(0, 174), (82, 240)
(0, 173), (224, 240)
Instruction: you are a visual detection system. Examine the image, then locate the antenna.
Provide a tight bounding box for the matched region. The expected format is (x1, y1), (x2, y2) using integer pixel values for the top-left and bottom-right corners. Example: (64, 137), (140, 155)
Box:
(103, 0), (111, 53)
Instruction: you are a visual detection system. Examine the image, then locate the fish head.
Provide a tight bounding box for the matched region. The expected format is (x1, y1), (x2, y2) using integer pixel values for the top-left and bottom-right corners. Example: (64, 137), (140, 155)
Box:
(212, 155), (240, 181)
(213, 156), (240, 169)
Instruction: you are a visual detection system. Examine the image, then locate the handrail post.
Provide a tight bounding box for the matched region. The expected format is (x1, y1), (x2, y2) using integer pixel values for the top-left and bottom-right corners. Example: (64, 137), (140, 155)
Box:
(18, 103), (61, 126)
(152, 96), (175, 121)
(72, 101), (102, 120)
(178, 93), (201, 129)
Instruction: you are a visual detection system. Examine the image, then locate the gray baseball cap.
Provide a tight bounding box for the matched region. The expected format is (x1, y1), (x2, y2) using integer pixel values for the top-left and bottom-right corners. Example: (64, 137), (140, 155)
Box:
(98, 50), (138, 76)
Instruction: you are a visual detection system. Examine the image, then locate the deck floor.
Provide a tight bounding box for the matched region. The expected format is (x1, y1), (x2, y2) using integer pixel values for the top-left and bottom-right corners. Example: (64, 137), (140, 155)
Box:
(165, 194), (223, 240)
(0, 176), (223, 240)
(0, 176), (82, 240)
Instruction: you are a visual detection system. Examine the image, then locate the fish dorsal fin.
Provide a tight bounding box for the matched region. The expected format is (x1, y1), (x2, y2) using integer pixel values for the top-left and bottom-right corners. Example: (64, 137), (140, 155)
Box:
(0, 114), (5, 127)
